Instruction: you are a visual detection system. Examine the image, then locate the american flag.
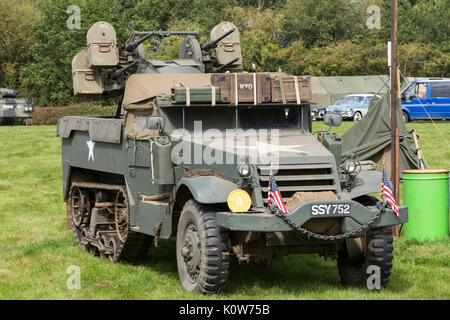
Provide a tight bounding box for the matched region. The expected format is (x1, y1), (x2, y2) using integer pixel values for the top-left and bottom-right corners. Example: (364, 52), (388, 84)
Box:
(267, 170), (288, 214)
(380, 167), (400, 217)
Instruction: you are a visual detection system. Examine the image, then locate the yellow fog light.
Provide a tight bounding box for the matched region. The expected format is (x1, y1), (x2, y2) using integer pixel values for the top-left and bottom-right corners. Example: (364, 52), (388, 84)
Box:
(227, 189), (251, 213)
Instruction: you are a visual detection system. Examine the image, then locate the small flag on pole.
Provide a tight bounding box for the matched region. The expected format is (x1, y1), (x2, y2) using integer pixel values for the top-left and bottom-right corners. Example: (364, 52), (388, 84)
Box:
(252, 63), (256, 70)
(267, 168), (288, 214)
(380, 166), (400, 217)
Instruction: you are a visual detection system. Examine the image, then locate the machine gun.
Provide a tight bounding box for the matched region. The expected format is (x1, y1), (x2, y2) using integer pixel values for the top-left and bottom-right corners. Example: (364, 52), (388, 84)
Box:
(201, 28), (235, 51)
(72, 21), (243, 96)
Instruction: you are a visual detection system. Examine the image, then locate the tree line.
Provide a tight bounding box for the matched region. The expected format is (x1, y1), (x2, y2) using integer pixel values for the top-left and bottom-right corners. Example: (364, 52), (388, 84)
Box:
(0, 0), (448, 105)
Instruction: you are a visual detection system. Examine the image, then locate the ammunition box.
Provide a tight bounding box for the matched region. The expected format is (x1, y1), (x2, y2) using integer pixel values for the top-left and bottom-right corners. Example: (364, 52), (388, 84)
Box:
(86, 21), (119, 68)
(72, 50), (103, 95)
(171, 87), (220, 105)
(211, 21), (243, 70)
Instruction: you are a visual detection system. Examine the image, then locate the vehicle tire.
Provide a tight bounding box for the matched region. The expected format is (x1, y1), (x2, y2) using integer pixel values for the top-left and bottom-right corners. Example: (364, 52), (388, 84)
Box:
(176, 199), (230, 294)
(353, 112), (362, 122)
(337, 227), (394, 289)
(402, 111), (410, 123)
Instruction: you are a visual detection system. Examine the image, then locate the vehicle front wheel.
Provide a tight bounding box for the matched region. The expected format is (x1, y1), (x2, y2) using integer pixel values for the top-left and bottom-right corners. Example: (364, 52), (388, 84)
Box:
(337, 228), (394, 289)
(402, 111), (410, 123)
(353, 112), (362, 122)
(176, 199), (230, 294)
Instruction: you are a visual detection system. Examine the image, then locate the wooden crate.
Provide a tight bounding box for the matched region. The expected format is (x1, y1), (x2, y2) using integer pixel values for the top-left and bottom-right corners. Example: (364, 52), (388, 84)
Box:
(211, 73), (272, 105)
(271, 75), (312, 103)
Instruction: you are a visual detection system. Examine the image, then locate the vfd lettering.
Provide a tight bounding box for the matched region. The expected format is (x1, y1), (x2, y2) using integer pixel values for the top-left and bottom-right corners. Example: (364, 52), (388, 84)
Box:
(239, 83), (253, 90)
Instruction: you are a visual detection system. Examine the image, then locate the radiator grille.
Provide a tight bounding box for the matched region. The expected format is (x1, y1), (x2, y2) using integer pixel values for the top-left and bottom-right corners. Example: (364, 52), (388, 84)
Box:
(258, 164), (337, 202)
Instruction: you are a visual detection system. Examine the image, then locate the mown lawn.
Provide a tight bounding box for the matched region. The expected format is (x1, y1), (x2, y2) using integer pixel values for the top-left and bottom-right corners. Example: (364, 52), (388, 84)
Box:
(0, 123), (448, 300)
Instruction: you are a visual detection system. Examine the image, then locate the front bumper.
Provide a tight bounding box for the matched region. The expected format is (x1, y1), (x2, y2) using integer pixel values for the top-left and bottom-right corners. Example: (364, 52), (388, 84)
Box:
(216, 200), (408, 232)
(327, 111), (354, 119)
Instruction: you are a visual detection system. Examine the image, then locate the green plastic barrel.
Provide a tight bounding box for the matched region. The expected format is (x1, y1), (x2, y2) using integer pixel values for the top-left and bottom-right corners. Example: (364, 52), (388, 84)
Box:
(402, 169), (449, 242)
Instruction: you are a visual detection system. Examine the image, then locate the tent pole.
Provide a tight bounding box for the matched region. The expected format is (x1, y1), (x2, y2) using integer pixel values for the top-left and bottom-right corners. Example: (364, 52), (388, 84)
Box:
(391, 0), (400, 236)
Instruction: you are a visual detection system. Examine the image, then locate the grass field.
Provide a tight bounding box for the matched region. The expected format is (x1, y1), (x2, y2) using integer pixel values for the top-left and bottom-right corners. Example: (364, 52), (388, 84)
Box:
(0, 122), (449, 300)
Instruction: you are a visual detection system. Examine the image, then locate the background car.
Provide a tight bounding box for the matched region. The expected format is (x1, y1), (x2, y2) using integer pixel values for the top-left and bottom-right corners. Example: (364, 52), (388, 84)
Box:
(401, 79), (450, 122)
(326, 94), (379, 121)
(311, 106), (327, 120)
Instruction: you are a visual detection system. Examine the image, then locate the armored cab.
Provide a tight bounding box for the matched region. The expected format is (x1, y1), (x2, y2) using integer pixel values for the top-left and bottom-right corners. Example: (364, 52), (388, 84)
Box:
(0, 88), (34, 125)
(59, 21), (407, 294)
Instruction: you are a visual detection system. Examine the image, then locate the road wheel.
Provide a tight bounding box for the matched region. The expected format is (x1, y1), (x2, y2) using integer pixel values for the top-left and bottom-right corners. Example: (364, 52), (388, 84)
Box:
(176, 199), (230, 294)
(353, 112), (362, 122)
(337, 228), (394, 288)
(402, 111), (410, 123)
(114, 189), (129, 243)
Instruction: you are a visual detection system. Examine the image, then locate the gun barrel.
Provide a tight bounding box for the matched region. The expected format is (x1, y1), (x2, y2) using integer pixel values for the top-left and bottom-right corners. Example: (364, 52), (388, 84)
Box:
(212, 57), (240, 73)
(107, 60), (140, 80)
(201, 28), (235, 51)
(125, 33), (155, 52)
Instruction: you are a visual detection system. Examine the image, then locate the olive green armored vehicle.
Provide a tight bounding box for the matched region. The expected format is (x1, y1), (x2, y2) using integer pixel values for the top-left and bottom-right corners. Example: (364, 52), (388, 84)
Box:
(0, 88), (34, 125)
(58, 21), (407, 294)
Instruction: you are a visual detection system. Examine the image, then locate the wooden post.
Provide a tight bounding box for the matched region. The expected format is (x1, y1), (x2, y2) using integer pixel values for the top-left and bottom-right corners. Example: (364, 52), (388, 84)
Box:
(391, 0), (400, 236)
(412, 130), (425, 170)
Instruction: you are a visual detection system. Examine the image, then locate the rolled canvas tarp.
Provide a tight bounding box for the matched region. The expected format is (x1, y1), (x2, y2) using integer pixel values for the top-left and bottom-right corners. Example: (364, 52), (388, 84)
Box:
(341, 92), (424, 176)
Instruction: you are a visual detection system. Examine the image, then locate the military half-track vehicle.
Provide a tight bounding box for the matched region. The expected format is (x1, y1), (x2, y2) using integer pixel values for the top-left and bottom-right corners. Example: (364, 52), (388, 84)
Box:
(0, 88), (34, 125)
(58, 21), (407, 294)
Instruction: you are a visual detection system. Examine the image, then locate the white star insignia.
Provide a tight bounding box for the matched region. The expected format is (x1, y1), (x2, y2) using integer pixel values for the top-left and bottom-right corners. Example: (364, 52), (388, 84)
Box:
(87, 140), (95, 162)
(234, 141), (309, 155)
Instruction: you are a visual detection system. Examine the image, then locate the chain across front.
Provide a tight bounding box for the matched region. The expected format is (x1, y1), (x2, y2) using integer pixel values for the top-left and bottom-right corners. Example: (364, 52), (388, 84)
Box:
(271, 205), (385, 241)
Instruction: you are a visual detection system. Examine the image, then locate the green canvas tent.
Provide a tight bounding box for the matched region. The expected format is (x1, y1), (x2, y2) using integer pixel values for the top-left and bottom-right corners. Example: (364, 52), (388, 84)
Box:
(341, 92), (425, 177)
(311, 75), (389, 107)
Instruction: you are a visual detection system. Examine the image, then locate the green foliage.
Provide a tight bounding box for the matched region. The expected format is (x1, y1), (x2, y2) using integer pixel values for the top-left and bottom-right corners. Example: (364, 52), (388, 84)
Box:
(19, 0), (130, 105)
(282, 0), (365, 47)
(399, 0), (450, 50)
(32, 104), (116, 125)
(0, 0), (40, 87)
(226, 6), (285, 71)
(1, 0), (447, 106)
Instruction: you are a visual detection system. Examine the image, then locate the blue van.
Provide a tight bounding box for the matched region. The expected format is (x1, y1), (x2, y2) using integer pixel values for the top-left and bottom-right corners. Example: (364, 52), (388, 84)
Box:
(401, 79), (450, 122)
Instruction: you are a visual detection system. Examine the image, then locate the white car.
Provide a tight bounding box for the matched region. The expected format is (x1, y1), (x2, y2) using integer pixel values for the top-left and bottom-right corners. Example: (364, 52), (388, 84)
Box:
(326, 94), (380, 121)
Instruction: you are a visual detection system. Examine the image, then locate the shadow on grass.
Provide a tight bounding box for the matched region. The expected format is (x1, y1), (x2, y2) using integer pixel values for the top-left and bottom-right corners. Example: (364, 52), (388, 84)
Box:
(9, 230), (412, 297)
(140, 238), (412, 296)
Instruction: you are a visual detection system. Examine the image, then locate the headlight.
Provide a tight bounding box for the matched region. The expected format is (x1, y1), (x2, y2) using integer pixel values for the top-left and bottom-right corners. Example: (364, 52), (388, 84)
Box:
(237, 163), (251, 177)
(344, 160), (357, 173)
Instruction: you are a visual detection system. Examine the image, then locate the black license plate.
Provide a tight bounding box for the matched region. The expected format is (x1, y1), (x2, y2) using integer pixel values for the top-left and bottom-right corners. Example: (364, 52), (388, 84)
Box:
(310, 203), (351, 216)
